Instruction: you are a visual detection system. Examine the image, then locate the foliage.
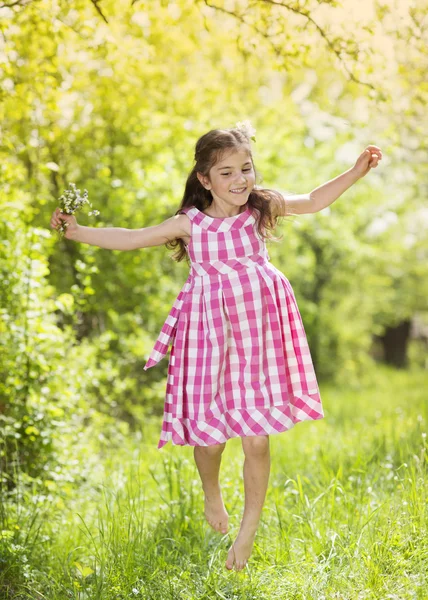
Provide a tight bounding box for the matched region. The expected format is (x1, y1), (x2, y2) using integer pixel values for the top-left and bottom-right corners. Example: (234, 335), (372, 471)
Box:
(0, 200), (73, 483)
(0, 366), (427, 598)
(1, 0), (426, 385)
(0, 200), (159, 487)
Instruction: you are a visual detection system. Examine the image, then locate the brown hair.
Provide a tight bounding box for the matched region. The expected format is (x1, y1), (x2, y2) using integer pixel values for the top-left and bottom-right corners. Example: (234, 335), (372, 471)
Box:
(166, 127), (293, 263)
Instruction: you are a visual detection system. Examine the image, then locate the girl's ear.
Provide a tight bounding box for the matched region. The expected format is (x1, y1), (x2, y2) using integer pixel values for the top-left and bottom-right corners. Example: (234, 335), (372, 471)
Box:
(197, 172), (210, 190)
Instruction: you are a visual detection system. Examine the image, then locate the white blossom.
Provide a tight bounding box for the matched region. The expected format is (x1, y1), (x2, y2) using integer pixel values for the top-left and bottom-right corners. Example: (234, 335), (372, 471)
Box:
(56, 182), (100, 239)
(235, 120), (256, 142)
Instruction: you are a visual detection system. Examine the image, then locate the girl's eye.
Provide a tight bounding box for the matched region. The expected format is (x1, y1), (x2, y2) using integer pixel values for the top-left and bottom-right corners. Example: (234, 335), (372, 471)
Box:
(221, 168), (252, 176)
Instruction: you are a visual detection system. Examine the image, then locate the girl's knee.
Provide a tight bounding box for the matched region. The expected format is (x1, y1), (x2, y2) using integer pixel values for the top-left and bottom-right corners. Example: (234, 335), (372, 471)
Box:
(194, 442), (226, 456)
(242, 435), (270, 457)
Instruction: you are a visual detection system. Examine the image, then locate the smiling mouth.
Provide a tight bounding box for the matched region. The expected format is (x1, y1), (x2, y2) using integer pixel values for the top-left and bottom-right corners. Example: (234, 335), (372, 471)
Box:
(230, 187), (247, 194)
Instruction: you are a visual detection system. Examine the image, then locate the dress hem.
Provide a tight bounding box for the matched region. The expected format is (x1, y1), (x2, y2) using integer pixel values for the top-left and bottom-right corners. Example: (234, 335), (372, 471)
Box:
(156, 404), (324, 449)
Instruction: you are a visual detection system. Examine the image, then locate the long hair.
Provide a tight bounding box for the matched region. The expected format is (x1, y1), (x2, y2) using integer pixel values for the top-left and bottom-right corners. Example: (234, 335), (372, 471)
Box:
(166, 127), (293, 263)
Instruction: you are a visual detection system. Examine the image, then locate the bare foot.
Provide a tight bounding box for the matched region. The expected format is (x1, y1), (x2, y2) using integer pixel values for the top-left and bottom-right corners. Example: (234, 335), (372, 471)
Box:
(225, 525), (258, 571)
(204, 490), (229, 534)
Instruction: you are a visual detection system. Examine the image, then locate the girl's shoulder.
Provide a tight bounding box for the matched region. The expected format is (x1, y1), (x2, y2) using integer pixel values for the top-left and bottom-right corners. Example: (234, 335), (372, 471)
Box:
(175, 211), (192, 239)
(177, 205), (196, 215)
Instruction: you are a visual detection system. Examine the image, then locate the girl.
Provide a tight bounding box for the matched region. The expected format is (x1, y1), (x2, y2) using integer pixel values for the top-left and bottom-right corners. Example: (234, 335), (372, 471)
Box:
(50, 123), (382, 572)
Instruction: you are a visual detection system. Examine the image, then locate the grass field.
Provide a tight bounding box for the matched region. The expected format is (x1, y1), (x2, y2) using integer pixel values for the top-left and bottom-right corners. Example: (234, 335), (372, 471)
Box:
(1, 364), (427, 599)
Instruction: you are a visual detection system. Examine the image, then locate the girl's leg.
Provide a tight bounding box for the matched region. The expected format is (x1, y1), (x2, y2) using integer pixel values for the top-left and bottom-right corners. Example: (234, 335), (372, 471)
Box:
(226, 434), (270, 571)
(194, 443), (229, 534)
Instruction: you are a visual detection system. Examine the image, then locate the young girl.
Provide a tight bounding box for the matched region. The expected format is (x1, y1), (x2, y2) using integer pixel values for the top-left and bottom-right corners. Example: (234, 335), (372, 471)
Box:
(50, 123), (382, 572)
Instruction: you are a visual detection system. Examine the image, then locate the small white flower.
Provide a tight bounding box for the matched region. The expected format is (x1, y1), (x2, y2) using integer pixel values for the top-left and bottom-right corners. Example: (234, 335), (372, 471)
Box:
(56, 182), (99, 239)
(235, 119), (256, 142)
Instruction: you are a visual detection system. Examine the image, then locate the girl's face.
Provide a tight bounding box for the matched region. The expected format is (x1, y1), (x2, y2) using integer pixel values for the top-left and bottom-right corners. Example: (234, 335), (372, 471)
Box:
(197, 147), (255, 207)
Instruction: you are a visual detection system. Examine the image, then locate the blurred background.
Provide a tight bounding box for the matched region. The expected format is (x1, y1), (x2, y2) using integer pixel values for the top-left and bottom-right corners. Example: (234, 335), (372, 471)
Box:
(1, 0), (427, 597)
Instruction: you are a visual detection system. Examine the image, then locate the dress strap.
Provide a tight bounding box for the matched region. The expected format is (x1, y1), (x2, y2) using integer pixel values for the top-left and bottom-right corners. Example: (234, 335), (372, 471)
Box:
(178, 206), (198, 221)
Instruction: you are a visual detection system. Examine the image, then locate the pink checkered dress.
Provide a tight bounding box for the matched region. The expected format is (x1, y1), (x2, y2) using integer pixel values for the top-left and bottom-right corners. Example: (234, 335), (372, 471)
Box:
(143, 203), (324, 449)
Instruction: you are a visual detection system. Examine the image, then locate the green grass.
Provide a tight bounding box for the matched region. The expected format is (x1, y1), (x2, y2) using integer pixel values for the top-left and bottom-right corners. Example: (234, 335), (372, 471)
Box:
(1, 364), (427, 599)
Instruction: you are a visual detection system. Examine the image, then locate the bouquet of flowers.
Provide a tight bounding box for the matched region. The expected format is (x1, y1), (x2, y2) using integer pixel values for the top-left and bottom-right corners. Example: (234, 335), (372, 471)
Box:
(56, 182), (100, 239)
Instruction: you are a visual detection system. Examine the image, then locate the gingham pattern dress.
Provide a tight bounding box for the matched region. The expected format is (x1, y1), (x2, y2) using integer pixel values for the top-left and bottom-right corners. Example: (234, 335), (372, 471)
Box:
(143, 203), (324, 449)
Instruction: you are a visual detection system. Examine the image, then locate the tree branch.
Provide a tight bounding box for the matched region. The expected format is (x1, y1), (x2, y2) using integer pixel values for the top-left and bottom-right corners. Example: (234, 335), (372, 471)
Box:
(201, 0), (377, 92)
(89, 0), (109, 24)
(0, 0), (38, 8)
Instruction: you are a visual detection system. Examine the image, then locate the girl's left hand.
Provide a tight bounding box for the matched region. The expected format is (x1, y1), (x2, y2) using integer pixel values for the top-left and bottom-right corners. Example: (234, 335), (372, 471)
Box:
(353, 145), (383, 179)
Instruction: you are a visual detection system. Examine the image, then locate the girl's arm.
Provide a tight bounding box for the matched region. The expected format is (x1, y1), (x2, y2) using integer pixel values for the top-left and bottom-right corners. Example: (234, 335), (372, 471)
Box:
(277, 145), (382, 216)
(73, 225), (136, 250)
(50, 207), (186, 250)
(75, 216), (186, 250)
(309, 166), (361, 214)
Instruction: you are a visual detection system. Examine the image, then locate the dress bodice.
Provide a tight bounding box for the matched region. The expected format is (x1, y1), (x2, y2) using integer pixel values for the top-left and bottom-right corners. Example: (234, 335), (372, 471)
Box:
(179, 204), (270, 275)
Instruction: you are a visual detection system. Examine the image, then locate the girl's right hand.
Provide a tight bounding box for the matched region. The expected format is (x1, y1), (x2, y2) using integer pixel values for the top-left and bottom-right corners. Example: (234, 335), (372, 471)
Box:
(50, 207), (79, 239)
